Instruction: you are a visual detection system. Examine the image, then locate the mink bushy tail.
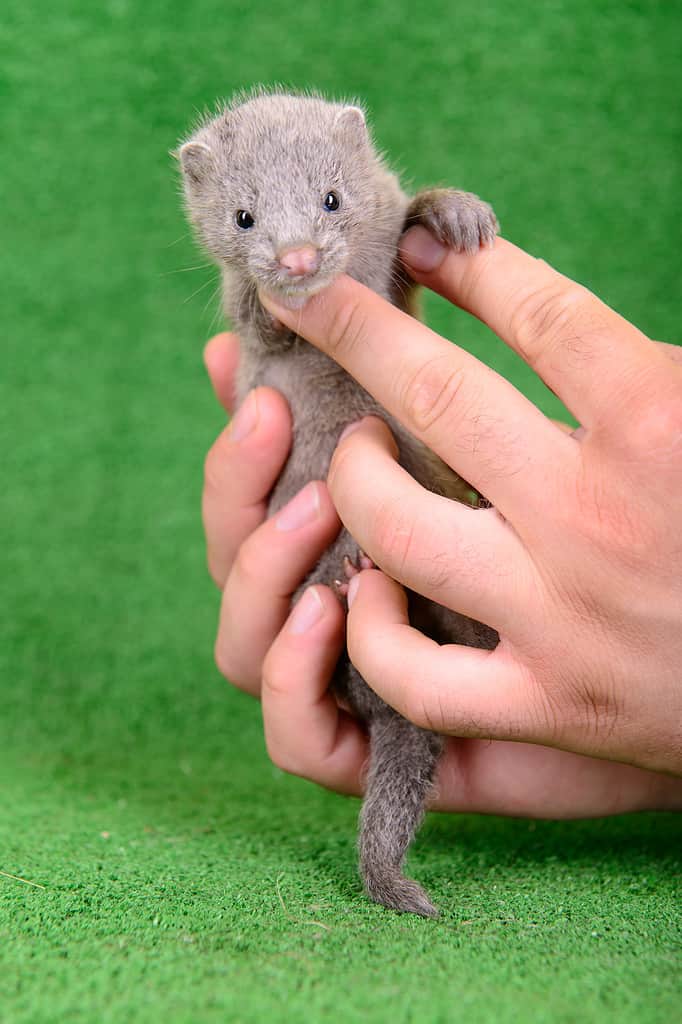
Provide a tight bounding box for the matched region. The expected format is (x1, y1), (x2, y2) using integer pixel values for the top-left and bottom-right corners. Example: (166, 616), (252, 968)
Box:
(358, 711), (444, 917)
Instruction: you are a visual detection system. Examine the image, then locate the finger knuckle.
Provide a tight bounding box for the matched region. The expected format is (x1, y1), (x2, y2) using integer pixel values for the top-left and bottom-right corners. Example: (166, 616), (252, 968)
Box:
(203, 433), (229, 497)
(509, 279), (592, 366)
(402, 687), (442, 733)
(399, 355), (466, 437)
(369, 502), (416, 576)
(455, 245), (495, 308)
(261, 670), (303, 775)
(422, 558), (456, 595)
(214, 635), (231, 679)
(325, 294), (369, 357)
(545, 664), (624, 747)
(233, 532), (266, 588)
(327, 431), (357, 490)
(625, 392), (682, 464)
(214, 634), (241, 687)
(206, 550), (226, 589)
(263, 731), (297, 774)
(566, 470), (661, 577)
(261, 647), (284, 697)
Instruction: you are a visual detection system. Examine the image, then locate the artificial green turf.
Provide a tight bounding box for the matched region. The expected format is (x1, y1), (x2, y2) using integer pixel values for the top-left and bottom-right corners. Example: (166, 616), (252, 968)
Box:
(1, 1), (680, 1021)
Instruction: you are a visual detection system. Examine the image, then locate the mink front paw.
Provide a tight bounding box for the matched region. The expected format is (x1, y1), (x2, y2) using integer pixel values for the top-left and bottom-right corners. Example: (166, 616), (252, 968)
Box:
(406, 187), (499, 254)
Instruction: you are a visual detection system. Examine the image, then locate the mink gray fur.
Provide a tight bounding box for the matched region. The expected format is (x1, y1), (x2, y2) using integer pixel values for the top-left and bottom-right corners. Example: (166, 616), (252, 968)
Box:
(177, 89), (499, 917)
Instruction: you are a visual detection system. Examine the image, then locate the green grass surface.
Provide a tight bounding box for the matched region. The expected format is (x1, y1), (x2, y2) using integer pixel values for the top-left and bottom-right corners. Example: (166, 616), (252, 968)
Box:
(1, 1), (680, 1021)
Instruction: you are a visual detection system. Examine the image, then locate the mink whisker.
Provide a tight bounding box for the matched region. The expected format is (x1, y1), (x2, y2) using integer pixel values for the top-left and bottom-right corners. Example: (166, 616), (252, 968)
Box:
(183, 276), (216, 305)
(162, 262), (215, 276)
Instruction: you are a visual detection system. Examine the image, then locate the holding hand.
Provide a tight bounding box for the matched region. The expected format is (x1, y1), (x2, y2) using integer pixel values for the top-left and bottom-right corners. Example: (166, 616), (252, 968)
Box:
(259, 232), (682, 778)
(202, 228), (681, 812)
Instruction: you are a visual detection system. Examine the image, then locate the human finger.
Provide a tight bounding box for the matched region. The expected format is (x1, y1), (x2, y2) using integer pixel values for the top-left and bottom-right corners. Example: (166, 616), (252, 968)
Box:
(260, 279), (577, 516)
(653, 340), (682, 365)
(400, 228), (671, 430)
(203, 387), (292, 588)
(345, 570), (540, 741)
(215, 482), (341, 695)
(328, 417), (536, 632)
(261, 585), (368, 795)
(347, 570), (682, 768)
(204, 332), (241, 412)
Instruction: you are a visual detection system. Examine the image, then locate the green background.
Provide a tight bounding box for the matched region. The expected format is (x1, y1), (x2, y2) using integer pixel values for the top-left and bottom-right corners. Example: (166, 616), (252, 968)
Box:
(1, 1), (680, 1021)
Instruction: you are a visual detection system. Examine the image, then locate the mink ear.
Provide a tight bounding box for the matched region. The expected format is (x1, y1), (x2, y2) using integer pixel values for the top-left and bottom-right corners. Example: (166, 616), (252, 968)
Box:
(334, 106), (368, 147)
(178, 141), (214, 187)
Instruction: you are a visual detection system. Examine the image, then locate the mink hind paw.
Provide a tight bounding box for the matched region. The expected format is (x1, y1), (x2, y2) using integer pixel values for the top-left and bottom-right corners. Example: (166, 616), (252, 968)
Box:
(406, 187), (499, 254)
(334, 550), (375, 598)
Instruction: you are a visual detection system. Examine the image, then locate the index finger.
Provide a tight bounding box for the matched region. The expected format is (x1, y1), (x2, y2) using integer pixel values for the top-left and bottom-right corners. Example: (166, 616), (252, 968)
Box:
(400, 231), (671, 429)
(261, 275), (576, 516)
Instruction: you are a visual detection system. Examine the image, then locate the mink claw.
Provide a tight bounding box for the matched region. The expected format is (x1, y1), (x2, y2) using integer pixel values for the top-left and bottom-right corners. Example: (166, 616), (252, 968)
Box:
(343, 555), (360, 580)
(358, 550), (374, 571)
(343, 551), (375, 581)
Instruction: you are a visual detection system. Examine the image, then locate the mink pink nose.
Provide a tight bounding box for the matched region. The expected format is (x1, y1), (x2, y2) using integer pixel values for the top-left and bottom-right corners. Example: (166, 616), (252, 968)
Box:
(278, 246), (320, 277)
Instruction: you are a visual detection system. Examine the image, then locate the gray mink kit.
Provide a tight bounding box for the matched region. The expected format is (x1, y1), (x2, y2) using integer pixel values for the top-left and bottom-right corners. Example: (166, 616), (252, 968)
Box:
(177, 89), (499, 917)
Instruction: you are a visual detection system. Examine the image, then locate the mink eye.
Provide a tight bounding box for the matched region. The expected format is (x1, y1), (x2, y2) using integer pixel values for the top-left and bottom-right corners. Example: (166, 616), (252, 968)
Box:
(236, 210), (255, 229)
(323, 191), (340, 212)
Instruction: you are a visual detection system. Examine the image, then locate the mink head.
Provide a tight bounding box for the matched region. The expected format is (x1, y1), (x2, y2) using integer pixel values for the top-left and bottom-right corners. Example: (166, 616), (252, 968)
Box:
(178, 91), (404, 306)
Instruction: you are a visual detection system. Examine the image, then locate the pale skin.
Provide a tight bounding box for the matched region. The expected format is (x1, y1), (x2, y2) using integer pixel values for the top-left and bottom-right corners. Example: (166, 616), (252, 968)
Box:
(203, 229), (682, 816)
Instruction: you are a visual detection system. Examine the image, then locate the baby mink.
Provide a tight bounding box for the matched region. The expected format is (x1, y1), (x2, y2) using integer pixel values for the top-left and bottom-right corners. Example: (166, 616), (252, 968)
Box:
(178, 89), (499, 917)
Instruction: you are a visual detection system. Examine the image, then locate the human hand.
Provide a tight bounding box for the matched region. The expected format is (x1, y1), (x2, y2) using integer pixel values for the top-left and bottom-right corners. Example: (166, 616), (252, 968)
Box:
(203, 329), (682, 814)
(260, 231), (682, 781)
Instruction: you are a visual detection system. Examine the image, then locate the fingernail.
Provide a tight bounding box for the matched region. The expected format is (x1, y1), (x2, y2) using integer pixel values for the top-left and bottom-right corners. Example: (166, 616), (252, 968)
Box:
(347, 573), (361, 608)
(229, 391), (258, 442)
(337, 417), (398, 459)
(338, 419), (364, 444)
(400, 225), (447, 272)
(288, 586), (325, 634)
(275, 482), (321, 532)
